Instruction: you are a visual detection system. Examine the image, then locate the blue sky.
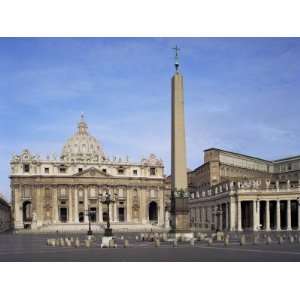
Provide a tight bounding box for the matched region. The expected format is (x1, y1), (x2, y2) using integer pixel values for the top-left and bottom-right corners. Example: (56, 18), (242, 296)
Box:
(1, 37), (300, 200)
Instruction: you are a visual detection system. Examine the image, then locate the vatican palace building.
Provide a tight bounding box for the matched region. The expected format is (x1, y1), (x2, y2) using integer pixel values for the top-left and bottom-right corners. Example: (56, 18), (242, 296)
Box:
(10, 115), (168, 231)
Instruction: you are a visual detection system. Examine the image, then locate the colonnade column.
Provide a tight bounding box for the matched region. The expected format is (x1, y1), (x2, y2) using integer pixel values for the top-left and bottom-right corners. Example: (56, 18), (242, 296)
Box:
(287, 200), (292, 230)
(225, 203), (229, 230)
(252, 201), (257, 231)
(298, 199), (300, 231)
(266, 200), (270, 231)
(229, 201), (235, 231)
(74, 186), (78, 223)
(237, 201), (242, 231)
(256, 201), (260, 231)
(219, 205), (223, 231)
(84, 186), (88, 223)
(276, 200), (281, 230)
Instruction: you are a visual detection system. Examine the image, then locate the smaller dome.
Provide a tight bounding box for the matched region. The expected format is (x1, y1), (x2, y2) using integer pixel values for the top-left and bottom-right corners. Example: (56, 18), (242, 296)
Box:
(61, 114), (105, 162)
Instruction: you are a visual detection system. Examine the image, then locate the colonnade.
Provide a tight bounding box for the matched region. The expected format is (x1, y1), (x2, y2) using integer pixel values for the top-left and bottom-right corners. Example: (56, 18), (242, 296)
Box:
(190, 198), (300, 232)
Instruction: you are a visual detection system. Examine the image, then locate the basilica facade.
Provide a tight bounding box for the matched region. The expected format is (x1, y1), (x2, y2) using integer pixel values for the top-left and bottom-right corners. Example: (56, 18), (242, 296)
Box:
(10, 115), (168, 231)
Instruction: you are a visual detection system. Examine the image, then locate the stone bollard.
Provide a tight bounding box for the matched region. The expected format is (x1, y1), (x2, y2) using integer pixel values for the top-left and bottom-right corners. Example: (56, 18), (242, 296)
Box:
(109, 239), (115, 248)
(154, 238), (160, 247)
(207, 238), (213, 246)
(135, 235), (139, 241)
(289, 235), (295, 244)
(224, 235), (229, 247)
(51, 239), (56, 247)
(141, 233), (145, 241)
(85, 240), (91, 248)
(75, 238), (80, 248)
(120, 235), (124, 240)
(190, 238), (195, 247)
(173, 239), (178, 247)
(240, 235), (246, 246)
(70, 237), (74, 243)
(66, 239), (72, 247)
(124, 239), (129, 248)
(46, 239), (50, 246)
(278, 236), (284, 244)
(266, 236), (272, 245)
(253, 235), (258, 245)
(60, 238), (65, 247)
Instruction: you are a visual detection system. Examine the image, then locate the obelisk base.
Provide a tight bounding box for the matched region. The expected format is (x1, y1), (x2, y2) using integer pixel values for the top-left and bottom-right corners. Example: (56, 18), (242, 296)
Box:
(168, 195), (194, 241)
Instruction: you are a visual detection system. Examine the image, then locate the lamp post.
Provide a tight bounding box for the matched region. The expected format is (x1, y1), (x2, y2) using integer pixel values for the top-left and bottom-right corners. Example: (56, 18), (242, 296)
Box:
(85, 209), (95, 237)
(99, 192), (116, 237)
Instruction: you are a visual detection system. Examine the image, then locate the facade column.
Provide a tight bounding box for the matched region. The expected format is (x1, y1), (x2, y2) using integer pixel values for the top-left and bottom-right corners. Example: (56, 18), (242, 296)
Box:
(287, 200), (292, 230)
(52, 186), (58, 224)
(114, 202), (118, 223)
(266, 200), (270, 231)
(14, 185), (22, 229)
(237, 200), (242, 231)
(252, 200), (257, 231)
(297, 199), (300, 230)
(158, 189), (164, 226)
(68, 186), (73, 223)
(74, 186), (78, 223)
(126, 189), (131, 223)
(98, 201), (103, 223)
(84, 186), (88, 223)
(276, 200), (281, 230)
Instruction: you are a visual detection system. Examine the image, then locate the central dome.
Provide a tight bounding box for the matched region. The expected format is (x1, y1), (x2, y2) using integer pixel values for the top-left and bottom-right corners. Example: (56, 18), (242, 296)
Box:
(61, 114), (105, 162)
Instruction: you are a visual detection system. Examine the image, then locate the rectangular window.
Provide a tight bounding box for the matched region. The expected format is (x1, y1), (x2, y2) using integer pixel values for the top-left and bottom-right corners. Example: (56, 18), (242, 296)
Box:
(102, 169), (107, 173)
(150, 167), (156, 176)
(44, 167), (49, 174)
(133, 169), (138, 175)
(118, 169), (124, 175)
(288, 164), (292, 171)
(78, 168), (83, 173)
(59, 167), (66, 173)
(23, 164), (30, 173)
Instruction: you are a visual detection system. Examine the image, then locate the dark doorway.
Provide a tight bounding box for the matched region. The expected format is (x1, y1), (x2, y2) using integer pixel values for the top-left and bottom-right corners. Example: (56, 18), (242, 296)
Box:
(270, 201), (276, 229)
(103, 212), (108, 222)
(79, 212), (84, 223)
(291, 200), (298, 229)
(22, 201), (32, 222)
(59, 207), (68, 223)
(221, 203), (226, 230)
(259, 201), (266, 230)
(241, 201), (252, 230)
(149, 201), (158, 222)
(118, 207), (125, 222)
(90, 207), (97, 223)
(280, 201), (287, 229)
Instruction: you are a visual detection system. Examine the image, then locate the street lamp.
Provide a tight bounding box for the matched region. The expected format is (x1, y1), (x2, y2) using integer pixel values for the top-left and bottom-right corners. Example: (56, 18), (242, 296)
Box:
(99, 192), (116, 237)
(85, 209), (96, 237)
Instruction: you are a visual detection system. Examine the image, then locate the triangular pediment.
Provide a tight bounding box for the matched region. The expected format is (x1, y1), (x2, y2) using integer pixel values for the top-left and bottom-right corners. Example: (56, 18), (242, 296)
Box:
(73, 167), (111, 178)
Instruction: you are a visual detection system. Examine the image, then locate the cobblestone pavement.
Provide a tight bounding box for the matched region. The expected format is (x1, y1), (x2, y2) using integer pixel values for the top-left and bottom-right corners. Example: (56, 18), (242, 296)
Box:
(1, 232), (300, 261)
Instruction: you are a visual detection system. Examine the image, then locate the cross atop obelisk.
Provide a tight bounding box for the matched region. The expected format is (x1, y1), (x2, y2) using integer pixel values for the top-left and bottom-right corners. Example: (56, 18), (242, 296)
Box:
(173, 45), (180, 72)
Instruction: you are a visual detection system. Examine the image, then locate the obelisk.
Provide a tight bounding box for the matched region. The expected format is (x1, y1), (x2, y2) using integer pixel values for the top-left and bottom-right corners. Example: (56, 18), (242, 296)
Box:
(170, 46), (193, 239)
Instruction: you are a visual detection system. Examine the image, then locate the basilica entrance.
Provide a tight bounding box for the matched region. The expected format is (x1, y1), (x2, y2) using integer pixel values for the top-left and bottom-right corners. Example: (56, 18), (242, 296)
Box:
(118, 207), (125, 222)
(149, 201), (158, 223)
(22, 201), (32, 229)
(59, 207), (68, 223)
